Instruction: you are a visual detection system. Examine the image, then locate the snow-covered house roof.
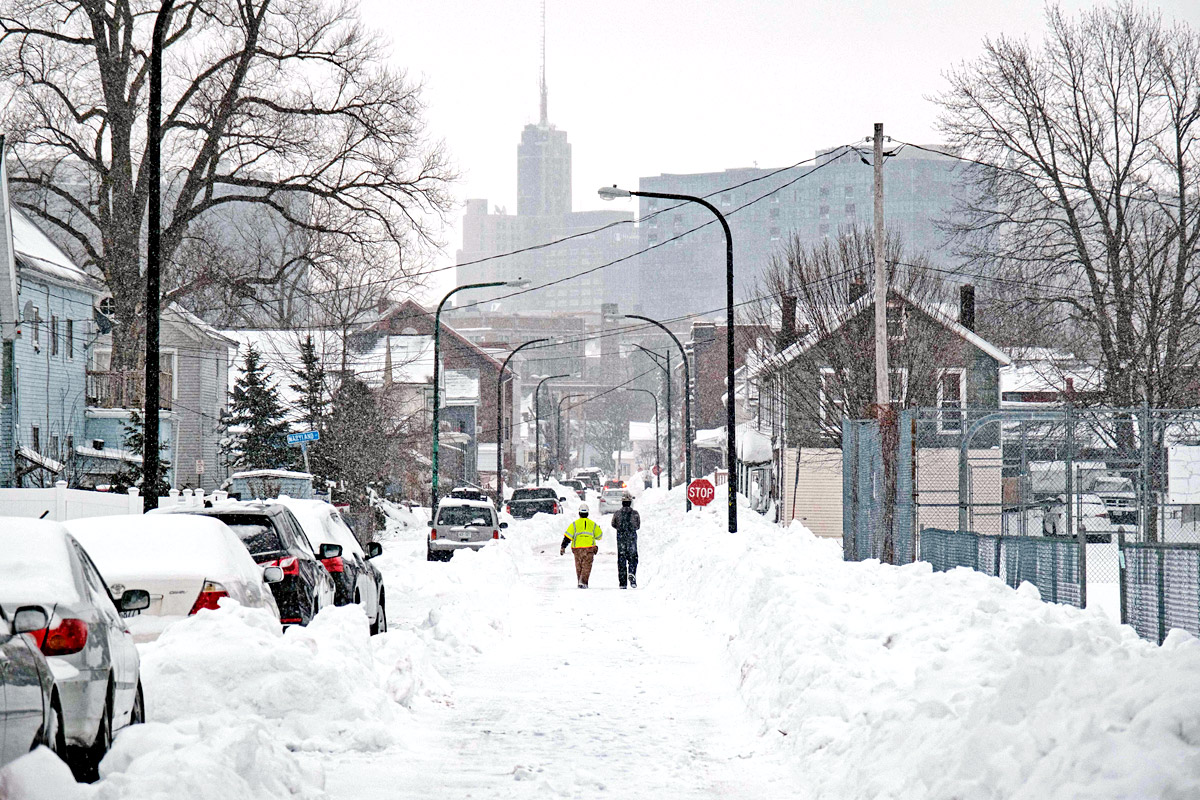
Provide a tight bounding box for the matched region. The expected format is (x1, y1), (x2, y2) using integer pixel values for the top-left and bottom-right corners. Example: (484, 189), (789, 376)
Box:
(9, 207), (100, 291)
(749, 287), (1013, 379)
(628, 421), (656, 443)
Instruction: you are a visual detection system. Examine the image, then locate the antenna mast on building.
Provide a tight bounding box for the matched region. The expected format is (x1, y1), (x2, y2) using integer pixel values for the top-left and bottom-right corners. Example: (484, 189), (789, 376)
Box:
(539, 0), (548, 125)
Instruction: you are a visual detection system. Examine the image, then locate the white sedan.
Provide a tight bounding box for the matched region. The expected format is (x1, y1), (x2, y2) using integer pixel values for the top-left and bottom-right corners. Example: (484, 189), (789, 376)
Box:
(0, 519), (146, 781)
(65, 514), (283, 642)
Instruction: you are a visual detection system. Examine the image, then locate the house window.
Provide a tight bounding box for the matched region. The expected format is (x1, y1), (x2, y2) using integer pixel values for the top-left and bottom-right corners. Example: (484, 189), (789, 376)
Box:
(51, 316), (59, 355)
(889, 368), (909, 404)
(819, 205), (830, 218)
(770, 227), (781, 240)
(845, 203), (856, 215)
(720, 193), (731, 206)
(887, 304), (908, 341)
(818, 368), (846, 426)
(31, 425), (39, 451)
(66, 434), (73, 454)
(67, 320), (74, 358)
(31, 307), (40, 350)
(938, 369), (966, 433)
(50, 434), (59, 455)
(769, 207), (780, 219)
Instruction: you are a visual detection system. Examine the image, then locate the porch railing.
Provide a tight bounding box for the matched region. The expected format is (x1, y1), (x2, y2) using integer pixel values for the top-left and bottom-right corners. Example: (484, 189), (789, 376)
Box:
(85, 370), (173, 410)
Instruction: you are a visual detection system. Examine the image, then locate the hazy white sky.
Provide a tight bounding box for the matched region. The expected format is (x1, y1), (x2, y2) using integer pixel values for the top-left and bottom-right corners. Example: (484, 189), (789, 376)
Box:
(362, 0), (1200, 299)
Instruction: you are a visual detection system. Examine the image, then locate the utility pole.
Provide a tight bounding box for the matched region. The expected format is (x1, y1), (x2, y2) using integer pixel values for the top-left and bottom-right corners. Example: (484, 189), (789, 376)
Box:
(872, 123), (889, 407)
(144, 0), (176, 510)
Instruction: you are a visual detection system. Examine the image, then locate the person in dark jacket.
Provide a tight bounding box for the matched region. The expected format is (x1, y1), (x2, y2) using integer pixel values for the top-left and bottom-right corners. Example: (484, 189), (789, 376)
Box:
(611, 493), (641, 589)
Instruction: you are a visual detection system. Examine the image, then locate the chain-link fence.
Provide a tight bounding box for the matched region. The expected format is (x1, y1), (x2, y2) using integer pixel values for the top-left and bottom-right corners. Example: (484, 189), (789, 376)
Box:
(842, 407), (1200, 639)
(921, 528), (1083, 607)
(1119, 534), (1200, 644)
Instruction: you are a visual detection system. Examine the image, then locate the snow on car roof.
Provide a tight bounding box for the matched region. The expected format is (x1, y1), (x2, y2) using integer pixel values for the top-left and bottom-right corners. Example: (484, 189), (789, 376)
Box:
(437, 497), (495, 508)
(270, 498), (364, 558)
(0, 518), (82, 604)
(64, 514), (266, 588)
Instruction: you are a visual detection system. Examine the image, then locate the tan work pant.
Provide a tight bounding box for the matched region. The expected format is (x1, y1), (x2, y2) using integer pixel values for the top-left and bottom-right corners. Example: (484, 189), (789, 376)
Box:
(572, 546), (598, 586)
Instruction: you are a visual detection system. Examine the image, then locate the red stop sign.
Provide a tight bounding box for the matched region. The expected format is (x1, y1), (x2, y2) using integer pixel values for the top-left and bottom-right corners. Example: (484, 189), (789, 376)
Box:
(651, 465), (661, 476)
(687, 478), (716, 506)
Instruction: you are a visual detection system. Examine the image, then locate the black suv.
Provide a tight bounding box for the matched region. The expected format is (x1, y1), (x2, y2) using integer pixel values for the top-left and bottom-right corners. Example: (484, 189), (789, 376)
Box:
(168, 503), (337, 626)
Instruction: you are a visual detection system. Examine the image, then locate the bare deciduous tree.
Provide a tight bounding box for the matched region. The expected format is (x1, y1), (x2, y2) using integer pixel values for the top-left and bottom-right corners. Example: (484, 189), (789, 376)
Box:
(1, 0), (454, 367)
(747, 227), (953, 446)
(936, 2), (1200, 407)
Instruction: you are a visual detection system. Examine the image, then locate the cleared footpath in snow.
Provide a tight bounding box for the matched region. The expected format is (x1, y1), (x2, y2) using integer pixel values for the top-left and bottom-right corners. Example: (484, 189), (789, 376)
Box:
(313, 527), (801, 798)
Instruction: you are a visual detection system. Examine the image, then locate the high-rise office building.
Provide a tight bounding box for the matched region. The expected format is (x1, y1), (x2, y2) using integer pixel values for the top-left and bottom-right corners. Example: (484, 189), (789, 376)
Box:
(633, 146), (974, 318)
(454, 18), (635, 315)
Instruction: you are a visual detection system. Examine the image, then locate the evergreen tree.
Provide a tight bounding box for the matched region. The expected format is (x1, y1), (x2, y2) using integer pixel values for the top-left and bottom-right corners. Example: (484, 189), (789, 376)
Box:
(221, 345), (291, 470)
(109, 409), (171, 496)
(290, 335), (328, 430)
(288, 335), (331, 481)
(323, 377), (391, 497)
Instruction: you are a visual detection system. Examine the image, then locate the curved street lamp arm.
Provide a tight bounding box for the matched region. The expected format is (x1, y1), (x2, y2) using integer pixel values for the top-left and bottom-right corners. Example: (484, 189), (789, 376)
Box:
(495, 337), (551, 506)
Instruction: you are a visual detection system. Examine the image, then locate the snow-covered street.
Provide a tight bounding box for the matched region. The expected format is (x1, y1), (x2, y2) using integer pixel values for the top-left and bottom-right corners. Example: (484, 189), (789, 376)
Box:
(315, 532), (799, 798)
(6, 484), (1200, 799)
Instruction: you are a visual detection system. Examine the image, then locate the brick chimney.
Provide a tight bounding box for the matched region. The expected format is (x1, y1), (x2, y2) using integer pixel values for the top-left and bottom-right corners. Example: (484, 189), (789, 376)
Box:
(849, 278), (868, 305)
(959, 284), (976, 331)
(776, 294), (797, 352)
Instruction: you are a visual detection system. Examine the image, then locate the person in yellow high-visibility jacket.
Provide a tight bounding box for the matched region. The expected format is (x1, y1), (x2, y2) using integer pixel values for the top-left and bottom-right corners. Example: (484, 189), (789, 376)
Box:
(560, 503), (603, 588)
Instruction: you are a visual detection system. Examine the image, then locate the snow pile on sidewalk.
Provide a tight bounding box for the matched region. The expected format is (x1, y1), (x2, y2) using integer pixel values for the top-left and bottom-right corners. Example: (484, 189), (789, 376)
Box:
(641, 486), (1200, 800)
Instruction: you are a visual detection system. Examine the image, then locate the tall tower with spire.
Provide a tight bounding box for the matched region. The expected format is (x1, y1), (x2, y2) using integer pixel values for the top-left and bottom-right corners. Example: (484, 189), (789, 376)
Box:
(518, 0), (571, 217)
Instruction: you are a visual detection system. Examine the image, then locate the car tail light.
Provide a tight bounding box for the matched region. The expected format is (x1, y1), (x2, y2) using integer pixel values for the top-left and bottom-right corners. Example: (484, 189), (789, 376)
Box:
(552, 502), (559, 514)
(280, 618), (302, 624)
(189, 580), (230, 614)
(322, 555), (345, 573)
(430, 529), (438, 540)
(492, 530), (500, 539)
(39, 619), (88, 656)
(266, 556), (299, 576)
(505, 504), (511, 514)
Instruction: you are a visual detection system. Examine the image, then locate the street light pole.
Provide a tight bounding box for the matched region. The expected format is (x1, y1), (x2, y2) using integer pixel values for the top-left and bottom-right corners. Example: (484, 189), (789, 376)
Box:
(632, 344), (671, 488)
(626, 314), (692, 512)
(534, 374), (569, 484)
(604, 185), (738, 532)
(557, 393), (585, 477)
(143, 0), (176, 510)
(625, 388), (660, 488)
(431, 279), (524, 511)
(496, 338), (549, 506)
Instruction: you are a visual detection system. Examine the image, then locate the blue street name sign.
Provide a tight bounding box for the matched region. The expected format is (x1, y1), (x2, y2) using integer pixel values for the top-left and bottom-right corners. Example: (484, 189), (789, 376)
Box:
(287, 430), (320, 445)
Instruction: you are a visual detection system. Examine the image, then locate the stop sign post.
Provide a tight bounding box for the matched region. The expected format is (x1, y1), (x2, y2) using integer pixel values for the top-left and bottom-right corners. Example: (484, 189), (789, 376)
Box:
(687, 478), (715, 507)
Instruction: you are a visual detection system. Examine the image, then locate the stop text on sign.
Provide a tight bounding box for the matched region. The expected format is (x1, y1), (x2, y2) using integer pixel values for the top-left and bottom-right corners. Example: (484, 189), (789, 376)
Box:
(688, 478), (716, 506)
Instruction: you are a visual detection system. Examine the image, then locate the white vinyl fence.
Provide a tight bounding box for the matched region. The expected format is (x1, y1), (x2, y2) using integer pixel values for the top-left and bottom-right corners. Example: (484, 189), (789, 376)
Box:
(0, 481), (142, 521)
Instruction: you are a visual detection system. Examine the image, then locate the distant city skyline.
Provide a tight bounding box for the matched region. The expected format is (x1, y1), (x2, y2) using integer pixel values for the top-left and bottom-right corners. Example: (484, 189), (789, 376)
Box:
(362, 0), (1200, 303)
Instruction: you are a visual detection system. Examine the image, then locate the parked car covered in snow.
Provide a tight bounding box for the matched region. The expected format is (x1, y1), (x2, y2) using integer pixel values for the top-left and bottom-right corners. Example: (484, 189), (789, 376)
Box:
(0, 603), (63, 768)
(0, 519), (146, 781)
(64, 514), (283, 642)
(272, 497), (387, 634)
(156, 501), (336, 627)
(1042, 493), (1122, 542)
(428, 499), (507, 561)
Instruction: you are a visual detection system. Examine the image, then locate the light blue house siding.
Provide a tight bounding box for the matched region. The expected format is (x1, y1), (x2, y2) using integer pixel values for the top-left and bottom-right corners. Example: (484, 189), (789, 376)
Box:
(0, 209), (103, 486)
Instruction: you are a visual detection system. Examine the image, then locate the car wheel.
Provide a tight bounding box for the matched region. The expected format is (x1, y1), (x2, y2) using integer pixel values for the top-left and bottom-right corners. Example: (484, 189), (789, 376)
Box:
(371, 593), (387, 635)
(130, 681), (146, 725)
(69, 682), (112, 783)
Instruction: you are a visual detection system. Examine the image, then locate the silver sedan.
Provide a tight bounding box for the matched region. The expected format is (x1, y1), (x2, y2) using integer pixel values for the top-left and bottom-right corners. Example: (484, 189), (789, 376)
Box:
(0, 519), (147, 781)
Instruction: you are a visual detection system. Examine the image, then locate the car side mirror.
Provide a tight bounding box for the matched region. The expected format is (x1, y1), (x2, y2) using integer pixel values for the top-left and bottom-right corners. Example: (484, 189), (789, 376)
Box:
(11, 606), (48, 635)
(118, 589), (151, 613)
(318, 543), (343, 560)
(559, 497), (566, 502)
(427, 520), (435, 528)
(365, 541), (383, 559)
(262, 566), (285, 584)
(499, 522), (509, 530)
